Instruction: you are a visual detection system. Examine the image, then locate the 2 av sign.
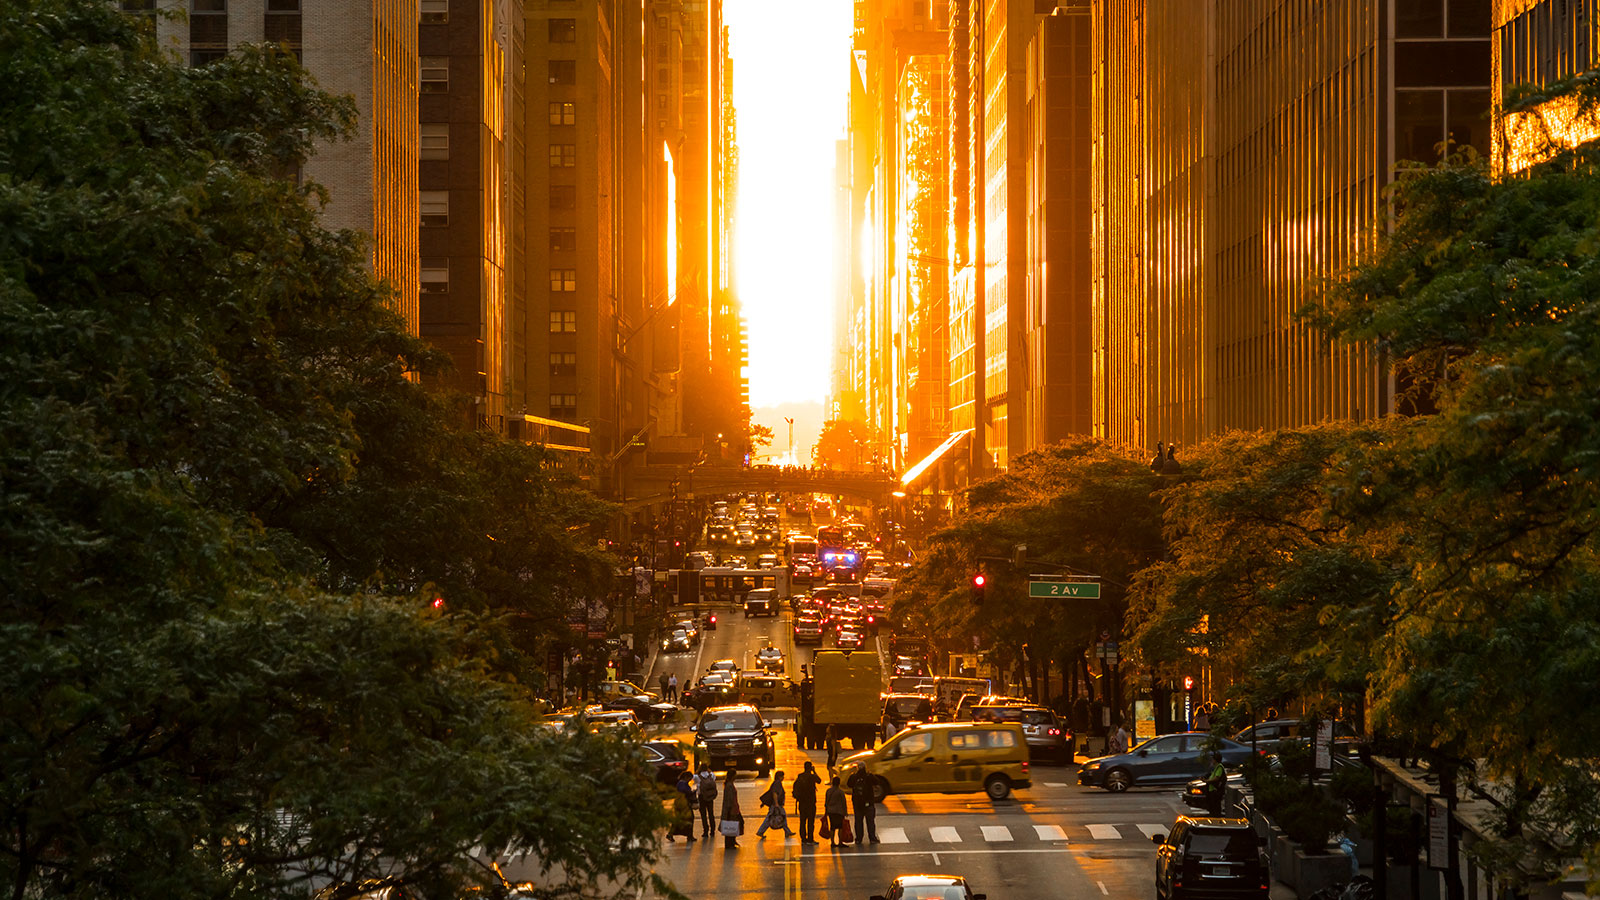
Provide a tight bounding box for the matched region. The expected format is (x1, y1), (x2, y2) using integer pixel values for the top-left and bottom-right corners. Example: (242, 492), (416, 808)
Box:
(1028, 580), (1101, 599)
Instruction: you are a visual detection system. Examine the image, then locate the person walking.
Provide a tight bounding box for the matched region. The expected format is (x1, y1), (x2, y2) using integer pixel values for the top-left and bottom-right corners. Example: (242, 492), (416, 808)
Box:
(668, 673), (679, 702)
(792, 762), (822, 845)
(668, 772), (697, 843)
(754, 771), (796, 840)
(659, 671), (670, 699)
(1193, 706), (1211, 733)
(1111, 722), (1129, 755)
(846, 764), (879, 845)
(694, 763), (719, 838)
(823, 775), (849, 848)
(825, 724), (839, 770)
(719, 770), (743, 849)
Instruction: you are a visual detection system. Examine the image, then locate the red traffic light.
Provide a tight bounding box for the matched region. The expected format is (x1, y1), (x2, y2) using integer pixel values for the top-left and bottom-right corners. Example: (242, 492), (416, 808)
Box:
(1183, 676), (1195, 691)
(973, 574), (986, 588)
(708, 614), (717, 624)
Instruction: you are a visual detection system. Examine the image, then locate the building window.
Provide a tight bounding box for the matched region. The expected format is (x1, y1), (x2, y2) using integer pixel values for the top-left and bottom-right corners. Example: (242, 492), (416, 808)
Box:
(190, 0), (227, 64)
(420, 190), (449, 226)
(548, 18), (576, 42)
(549, 311), (577, 333)
(549, 184), (577, 210)
(549, 394), (578, 420)
(548, 101), (576, 125)
(548, 59), (576, 84)
(549, 227), (577, 252)
(549, 352), (577, 376)
(549, 143), (577, 167)
(420, 259), (449, 293)
(420, 122), (449, 160)
(421, 57), (449, 92)
(550, 268), (577, 292)
(420, 0), (447, 23)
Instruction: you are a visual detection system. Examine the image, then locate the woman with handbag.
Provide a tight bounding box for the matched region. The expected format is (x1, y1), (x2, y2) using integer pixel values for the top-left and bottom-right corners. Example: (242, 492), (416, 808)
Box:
(823, 775), (849, 848)
(719, 770), (744, 849)
(753, 771), (795, 840)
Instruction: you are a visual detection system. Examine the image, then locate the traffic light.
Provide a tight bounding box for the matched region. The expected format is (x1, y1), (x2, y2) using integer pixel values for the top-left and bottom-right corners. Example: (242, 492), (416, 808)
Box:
(970, 572), (987, 605)
(1183, 675), (1196, 692)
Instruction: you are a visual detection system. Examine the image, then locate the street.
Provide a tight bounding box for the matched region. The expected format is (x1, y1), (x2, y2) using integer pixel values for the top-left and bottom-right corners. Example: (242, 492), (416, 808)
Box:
(518, 593), (1189, 900)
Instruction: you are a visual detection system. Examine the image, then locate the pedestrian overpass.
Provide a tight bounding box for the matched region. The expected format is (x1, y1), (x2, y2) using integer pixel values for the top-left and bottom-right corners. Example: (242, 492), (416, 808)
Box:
(620, 465), (898, 511)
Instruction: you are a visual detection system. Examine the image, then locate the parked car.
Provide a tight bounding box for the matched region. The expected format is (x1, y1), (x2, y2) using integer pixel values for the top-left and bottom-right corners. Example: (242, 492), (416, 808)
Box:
(599, 694), (678, 724)
(691, 703), (777, 776)
(870, 875), (987, 900)
(1151, 816), (1269, 900)
(1230, 718), (1360, 754)
(643, 739), (692, 784)
(1078, 733), (1255, 792)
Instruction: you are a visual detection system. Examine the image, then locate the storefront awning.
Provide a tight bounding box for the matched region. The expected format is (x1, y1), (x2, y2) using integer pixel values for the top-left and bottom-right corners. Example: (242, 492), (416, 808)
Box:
(899, 429), (974, 488)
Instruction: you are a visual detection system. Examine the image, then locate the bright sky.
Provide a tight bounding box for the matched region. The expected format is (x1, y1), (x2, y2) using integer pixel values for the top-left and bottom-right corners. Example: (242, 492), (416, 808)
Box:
(725, 0), (853, 408)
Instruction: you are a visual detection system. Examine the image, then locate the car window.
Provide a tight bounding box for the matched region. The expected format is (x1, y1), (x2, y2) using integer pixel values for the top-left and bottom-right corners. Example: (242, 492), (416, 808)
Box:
(1143, 736), (1183, 754)
(893, 732), (933, 756)
(901, 889), (966, 900)
(1187, 829), (1258, 856)
(1020, 710), (1054, 726)
(984, 729), (1017, 748)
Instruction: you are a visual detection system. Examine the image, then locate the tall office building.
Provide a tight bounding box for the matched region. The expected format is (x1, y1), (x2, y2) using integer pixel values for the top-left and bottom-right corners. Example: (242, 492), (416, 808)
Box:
(418, 0), (515, 430)
(1493, 0), (1600, 170)
(1092, 0), (1492, 448)
(142, 0), (420, 334)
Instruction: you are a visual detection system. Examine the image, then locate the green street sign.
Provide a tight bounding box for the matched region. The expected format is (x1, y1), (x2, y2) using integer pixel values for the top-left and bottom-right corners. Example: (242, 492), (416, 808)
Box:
(1028, 580), (1101, 599)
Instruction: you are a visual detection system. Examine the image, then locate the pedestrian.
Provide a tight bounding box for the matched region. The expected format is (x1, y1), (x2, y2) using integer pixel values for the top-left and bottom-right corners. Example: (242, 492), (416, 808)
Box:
(659, 671), (670, 699)
(668, 672), (679, 702)
(668, 772), (697, 843)
(1193, 706), (1211, 733)
(1111, 722), (1129, 755)
(823, 775), (849, 848)
(719, 770), (743, 849)
(1203, 751), (1228, 817)
(846, 764), (879, 845)
(754, 770), (796, 840)
(825, 723), (839, 769)
(793, 762), (821, 845)
(695, 763), (719, 838)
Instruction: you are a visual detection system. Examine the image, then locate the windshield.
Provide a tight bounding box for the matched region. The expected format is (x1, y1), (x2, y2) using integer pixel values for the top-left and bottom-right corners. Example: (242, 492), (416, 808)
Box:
(698, 711), (761, 732)
(889, 698), (932, 717)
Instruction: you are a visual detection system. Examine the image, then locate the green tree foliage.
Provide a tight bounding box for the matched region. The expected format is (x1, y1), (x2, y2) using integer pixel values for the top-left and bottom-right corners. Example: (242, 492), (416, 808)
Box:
(1127, 423), (1407, 710)
(898, 439), (1165, 679)
(0, 1), (665, 896)
(811, 418), (873, 470)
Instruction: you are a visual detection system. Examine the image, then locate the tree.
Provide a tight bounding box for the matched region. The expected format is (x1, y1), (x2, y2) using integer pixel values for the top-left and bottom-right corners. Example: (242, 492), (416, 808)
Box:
(812, 418), (873, 470)
(749, 423), (775, 451)
(0, 3), (666, 897)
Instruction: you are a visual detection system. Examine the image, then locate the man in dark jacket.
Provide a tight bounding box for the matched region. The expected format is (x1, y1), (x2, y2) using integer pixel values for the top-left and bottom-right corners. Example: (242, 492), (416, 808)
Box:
(846, 764), (879, 845)
(792, 761), (822, 844)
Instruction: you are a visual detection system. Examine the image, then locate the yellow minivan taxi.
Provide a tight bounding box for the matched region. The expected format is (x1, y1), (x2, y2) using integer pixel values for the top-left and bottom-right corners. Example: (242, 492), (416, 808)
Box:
(842, 721), (1031, 801)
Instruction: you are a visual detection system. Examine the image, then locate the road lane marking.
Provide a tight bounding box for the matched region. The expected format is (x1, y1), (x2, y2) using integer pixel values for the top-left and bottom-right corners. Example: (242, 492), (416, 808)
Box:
(877, 827), (909, 844)
(1087, 824), (1121, 840)
(1098, 882), (1109, 895)
(929, 826), (962, 843)
(980, 826), (1013, 842)
(931, 852), (940, 865)
(1043, 782), (1069, 787)
(1034, 825), (1068, 841)
(1137, 824), (1167, 840)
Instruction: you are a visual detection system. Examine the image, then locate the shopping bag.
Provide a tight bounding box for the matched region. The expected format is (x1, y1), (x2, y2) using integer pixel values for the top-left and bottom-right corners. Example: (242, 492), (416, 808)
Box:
(839, 818), (854, 843)
(819, 817), (833, 839)
(719, 818), (743, 837)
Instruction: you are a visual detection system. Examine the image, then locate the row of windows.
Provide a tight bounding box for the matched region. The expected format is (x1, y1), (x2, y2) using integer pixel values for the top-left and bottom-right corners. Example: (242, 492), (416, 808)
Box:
(420, 190), (581, 222)
(420, 125), (573, 169)
(418, 260), (581, 294)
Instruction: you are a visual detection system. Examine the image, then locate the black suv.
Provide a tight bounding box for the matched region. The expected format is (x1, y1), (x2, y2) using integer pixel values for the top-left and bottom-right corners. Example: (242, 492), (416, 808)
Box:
(691, 704), (776, 777)
(1151, 817), (1269, 900)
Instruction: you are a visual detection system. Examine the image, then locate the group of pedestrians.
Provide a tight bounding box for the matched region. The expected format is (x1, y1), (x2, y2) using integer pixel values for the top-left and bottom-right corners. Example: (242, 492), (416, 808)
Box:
(657, 672), (679, 702)
(669, 760), (882, 851)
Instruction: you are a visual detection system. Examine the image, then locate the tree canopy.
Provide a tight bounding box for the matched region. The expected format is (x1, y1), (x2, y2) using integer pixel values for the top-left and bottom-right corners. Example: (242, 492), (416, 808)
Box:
(0, 2), (664, 896)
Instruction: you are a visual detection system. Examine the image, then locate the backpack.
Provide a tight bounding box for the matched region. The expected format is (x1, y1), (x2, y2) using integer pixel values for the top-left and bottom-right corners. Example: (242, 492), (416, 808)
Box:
(697, 773), (717, 799)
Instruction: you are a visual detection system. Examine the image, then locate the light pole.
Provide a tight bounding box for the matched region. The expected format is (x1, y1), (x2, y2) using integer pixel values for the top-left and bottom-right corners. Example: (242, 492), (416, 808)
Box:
(784, 416), (794, 464)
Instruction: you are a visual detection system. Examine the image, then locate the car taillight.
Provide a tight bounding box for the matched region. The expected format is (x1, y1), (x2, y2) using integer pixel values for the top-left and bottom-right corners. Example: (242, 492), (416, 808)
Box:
(1022, 761), (1029, 774)
(1048, 728), (1060, 736)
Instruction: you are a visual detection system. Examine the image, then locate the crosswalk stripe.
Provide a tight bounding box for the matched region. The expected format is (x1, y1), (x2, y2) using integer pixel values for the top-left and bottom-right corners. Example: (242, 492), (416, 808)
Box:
(1034, 825), (1069, 841)
(1086, 824), (1121, 840)
(1043, 782), (1069, 787)
(929, 826), (962, 843)
(980, 826), (1013, 842)
(1137, 824), (1168, 840)
(877, 827), (909, 844)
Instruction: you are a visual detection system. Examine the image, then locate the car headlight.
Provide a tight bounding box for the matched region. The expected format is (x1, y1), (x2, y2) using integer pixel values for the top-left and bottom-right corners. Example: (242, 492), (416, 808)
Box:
(1083, 762), (1102, 771)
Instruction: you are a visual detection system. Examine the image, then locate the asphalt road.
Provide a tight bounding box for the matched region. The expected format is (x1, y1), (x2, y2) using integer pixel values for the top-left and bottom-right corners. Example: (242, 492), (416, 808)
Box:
(616, 593), (1188, 900)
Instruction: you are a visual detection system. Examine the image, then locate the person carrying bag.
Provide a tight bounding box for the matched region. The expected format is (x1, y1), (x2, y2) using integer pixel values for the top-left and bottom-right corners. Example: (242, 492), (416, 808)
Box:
(719, 770), (744, 849)
(753, 771), (795, 840)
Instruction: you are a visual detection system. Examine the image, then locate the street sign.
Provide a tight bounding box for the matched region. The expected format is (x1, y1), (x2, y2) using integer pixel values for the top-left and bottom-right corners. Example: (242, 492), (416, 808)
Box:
(1028, 580), (1101, 599)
